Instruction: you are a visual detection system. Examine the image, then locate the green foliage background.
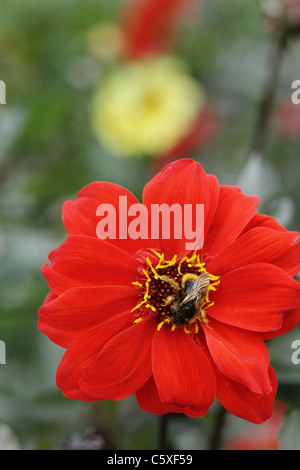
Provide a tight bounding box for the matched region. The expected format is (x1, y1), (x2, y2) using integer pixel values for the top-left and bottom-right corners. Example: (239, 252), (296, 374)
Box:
(0, 0), (299, 450)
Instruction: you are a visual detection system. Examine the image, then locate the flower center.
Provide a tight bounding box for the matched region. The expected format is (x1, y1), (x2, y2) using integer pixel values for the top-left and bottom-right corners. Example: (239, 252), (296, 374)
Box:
(132, 250), (220, 334)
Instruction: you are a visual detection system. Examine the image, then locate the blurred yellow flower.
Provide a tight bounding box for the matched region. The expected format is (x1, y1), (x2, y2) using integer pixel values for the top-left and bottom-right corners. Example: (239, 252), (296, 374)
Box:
(91, 57), (205, 157)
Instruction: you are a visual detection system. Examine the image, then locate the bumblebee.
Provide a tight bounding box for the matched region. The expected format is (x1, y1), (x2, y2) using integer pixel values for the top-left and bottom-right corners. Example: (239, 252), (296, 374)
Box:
(160, 272), (211, 326)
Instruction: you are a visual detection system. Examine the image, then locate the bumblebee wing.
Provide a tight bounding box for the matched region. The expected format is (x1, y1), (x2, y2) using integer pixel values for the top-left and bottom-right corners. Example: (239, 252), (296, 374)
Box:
(181, 272), (210, 305)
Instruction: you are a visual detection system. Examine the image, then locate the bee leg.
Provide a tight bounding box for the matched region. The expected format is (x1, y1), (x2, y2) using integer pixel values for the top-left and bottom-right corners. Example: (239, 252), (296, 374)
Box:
(199, 309), (212, 329)
(161, 295), (174, 307)
(158, 276), (180, 291)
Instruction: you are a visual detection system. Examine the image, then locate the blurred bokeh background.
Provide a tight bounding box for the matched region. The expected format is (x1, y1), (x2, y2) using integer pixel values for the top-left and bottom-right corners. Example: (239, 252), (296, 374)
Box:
(0, 0), (299, 450)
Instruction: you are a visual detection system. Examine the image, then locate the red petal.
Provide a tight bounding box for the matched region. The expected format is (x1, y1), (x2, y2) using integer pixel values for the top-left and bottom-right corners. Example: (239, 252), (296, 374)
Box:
(208, 263), (300, 332)
(43, 291), (57, 304)
(206, 227), (300, 277)
(56, 310), (133, 399)
(215, 366), (278, 424)
(241, 213), (288, 235)
(62, 197), (101, 239)
(204, 174), (220, 237)
(80, 317), (156, 400)
(136, 376), (210, 417)
(152, 327), (216, 408)
(262, 308), (300, 340)
(203, 319), (271, 395)
(37, 285), (137, 346)
(37, 321), (76, 348)
(42, 236), (139, 295)
(60, 389), (94, 401)
(142, 159), (219, 259)
(204, 185), (259, 257)
(63, 182), (149, 255)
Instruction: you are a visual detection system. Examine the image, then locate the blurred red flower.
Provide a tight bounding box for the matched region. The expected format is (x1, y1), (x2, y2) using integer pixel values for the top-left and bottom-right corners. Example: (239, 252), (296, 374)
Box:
(222, 401), (287, 450)
(120, 0), (199, 59)
(286, 0), (300, 27)
(38, 159), (300, 422)
(273, 100), (300, 140)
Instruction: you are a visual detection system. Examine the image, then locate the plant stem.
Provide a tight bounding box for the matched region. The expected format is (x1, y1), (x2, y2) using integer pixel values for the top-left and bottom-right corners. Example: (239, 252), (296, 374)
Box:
(249, 25), (289, 156)
(208, 405), (227, 450)
(158, 414), (170, 450)
(248, 10), (300, 158)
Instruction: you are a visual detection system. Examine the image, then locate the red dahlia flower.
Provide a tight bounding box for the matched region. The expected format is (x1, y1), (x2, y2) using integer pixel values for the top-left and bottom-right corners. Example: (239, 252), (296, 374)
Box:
(38, 159), (300, 423)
